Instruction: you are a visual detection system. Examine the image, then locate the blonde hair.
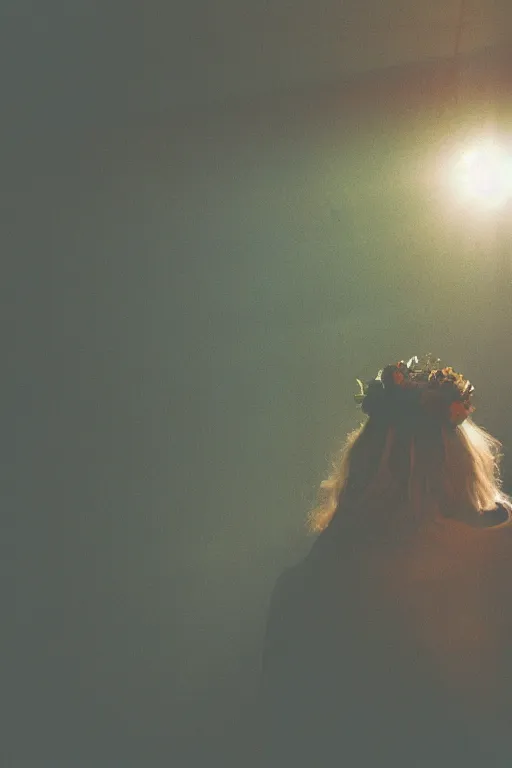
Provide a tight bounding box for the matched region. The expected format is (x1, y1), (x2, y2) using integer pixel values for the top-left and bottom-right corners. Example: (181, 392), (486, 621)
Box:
(308, 417), (508, 533)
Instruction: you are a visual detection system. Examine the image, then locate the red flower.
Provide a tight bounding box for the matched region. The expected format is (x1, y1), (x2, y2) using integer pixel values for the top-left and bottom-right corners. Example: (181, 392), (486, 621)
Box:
(393, 370), (405, 386)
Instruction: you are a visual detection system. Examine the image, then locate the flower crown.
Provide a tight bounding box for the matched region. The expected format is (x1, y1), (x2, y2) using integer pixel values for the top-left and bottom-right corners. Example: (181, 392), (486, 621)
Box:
(354, 354), (475, 426)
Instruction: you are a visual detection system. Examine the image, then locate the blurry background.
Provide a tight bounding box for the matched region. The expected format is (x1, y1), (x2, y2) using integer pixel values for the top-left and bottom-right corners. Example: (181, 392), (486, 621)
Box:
(3, 1), (512, 765)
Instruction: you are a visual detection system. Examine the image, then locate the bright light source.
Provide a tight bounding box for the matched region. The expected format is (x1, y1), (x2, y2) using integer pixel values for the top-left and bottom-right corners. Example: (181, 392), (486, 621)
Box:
(450, 140), (512, 210)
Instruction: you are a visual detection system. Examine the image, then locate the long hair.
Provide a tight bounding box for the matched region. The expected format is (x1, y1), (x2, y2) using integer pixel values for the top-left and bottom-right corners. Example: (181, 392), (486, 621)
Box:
(308, 416), (508, 534)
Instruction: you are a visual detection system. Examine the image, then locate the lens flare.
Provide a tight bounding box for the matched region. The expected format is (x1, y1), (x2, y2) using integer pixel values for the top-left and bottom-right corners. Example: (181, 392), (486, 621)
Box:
(451, 140), (512, 210)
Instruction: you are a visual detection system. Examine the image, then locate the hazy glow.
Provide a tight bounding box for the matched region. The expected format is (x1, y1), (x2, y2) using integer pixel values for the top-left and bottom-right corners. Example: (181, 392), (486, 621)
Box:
(451, 140), (512, 210)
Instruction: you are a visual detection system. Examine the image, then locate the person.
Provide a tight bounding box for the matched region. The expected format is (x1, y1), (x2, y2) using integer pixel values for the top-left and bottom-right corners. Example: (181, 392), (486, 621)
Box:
(258, 355), (512, 767)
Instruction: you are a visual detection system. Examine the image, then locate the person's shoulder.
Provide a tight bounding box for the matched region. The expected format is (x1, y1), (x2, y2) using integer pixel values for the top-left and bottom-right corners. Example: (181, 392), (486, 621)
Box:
(485, 499), (512, 528)
(480, 503), (512, 553)
(267, 537), (339, 617)
(487, 517), (512, 537)
(269, 557), (314, 608)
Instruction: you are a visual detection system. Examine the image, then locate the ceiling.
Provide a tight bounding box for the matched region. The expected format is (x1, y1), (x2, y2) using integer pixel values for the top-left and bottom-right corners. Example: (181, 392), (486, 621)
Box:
(154, 0), (511, 107)
(2, 1), (509, 144)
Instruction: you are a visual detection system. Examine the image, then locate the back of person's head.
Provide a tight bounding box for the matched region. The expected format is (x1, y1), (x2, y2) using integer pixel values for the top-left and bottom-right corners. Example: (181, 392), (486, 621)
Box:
(309, 355), (509, 533)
